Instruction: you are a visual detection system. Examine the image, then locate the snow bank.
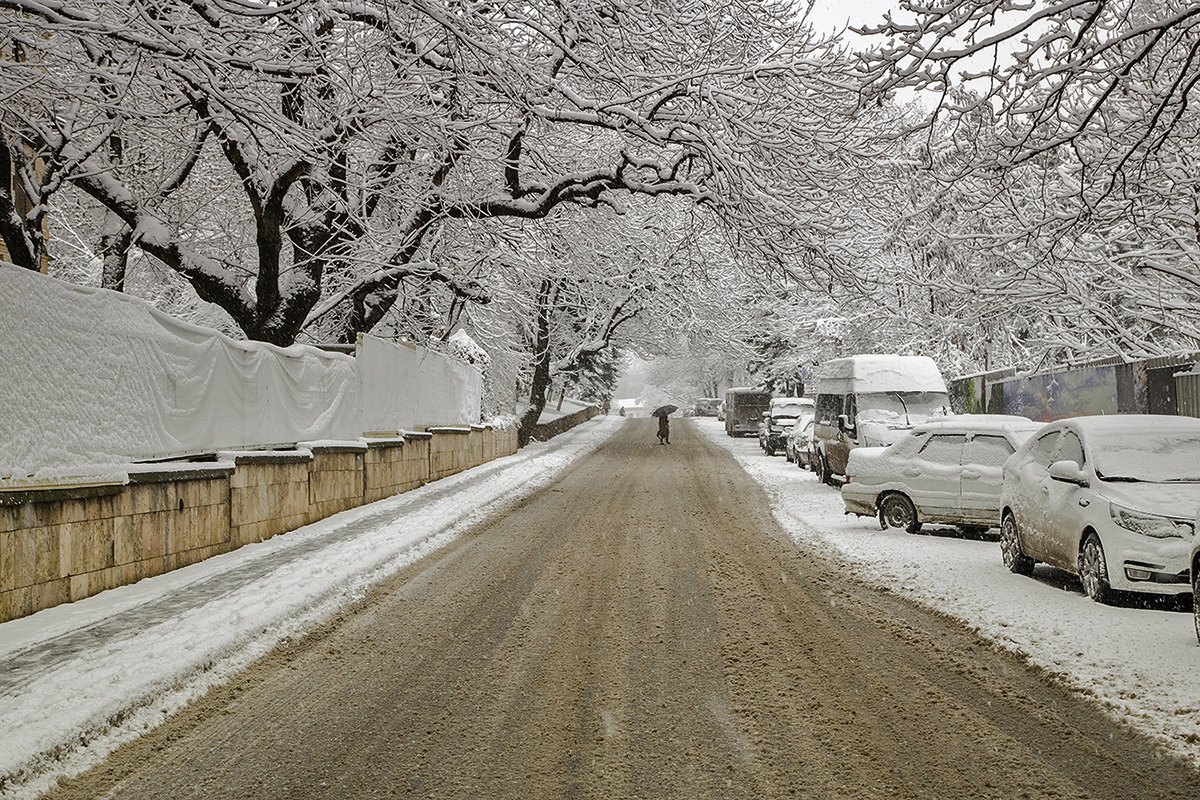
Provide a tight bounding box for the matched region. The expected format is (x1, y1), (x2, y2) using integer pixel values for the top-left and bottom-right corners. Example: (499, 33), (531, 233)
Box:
(0, 417), (618, 799)
(695, 418), (1200, 764)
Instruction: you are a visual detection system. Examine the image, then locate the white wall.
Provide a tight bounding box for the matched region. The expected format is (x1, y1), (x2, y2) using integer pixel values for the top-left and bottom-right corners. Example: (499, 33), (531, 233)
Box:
(0, 264), (481, 482)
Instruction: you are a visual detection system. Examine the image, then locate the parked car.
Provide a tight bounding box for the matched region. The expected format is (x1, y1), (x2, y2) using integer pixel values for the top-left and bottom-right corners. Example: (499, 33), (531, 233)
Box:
(812, 354), (951, 486)
(724, 387), (771, 437)
(1000, 415), (1200, 603)
(786, 417), (817, 470)
(694, 398), (722, 417)
(759, 397), (812, 455)
(842, 415), (1043, 535)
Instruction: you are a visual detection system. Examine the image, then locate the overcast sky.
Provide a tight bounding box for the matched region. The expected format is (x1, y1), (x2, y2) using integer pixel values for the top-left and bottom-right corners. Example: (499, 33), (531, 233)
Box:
(806, 0), (898, 35)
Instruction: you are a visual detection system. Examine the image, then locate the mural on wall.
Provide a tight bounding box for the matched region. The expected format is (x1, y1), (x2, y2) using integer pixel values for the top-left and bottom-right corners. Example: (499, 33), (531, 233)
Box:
(950, 356), (1200, 421)
(949, 375), (985, 414)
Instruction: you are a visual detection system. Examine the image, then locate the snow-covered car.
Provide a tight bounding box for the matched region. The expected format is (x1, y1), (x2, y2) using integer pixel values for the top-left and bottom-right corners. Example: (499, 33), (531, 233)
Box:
(842, 415), (1043, 535)
(1000, 415), (1200, 603)
(717, 401), (726, 421)
(759, 397), (812, 456)
(785, 417), (817, 469)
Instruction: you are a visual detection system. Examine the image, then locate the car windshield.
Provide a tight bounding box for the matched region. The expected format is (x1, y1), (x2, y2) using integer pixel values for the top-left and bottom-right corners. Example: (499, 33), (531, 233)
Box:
(1092, 431), (1200, 482)
(772, 403), (807, 419)
(857, 392), (951, 426)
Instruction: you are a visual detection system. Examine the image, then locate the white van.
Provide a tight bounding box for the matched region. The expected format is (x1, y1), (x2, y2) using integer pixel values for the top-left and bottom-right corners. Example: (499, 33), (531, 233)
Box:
(812, 355), (951, 485)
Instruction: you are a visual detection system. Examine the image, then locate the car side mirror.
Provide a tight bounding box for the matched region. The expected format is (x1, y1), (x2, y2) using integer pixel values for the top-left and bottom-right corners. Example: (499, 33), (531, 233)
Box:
(837, 414), (853, 433)
(1048, 459), (1089, 488)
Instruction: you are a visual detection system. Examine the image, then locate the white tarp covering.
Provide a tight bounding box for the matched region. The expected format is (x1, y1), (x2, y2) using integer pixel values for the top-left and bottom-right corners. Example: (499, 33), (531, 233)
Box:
(0, 265), (482, 481)
(357, 335), (482, 432)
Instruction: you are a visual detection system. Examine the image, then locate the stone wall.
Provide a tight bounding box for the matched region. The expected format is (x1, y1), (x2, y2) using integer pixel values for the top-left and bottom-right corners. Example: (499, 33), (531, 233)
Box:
(427, 427), (472, 480)
(0, 465), (234, 621)
(305, 443), (366, 522)
(530, 405), (600, 442)
(228, 452), (312, 548)
(0, 424), (521, 624)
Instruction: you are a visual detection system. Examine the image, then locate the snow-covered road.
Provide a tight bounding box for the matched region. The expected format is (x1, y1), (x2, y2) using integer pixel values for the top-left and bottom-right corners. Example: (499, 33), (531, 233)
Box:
(694, 417), (1200, 762)
(0, 418), (621, 799)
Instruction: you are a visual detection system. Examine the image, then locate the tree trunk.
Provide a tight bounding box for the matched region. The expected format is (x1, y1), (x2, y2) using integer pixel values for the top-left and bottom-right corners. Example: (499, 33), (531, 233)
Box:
(99, 213), (131, 292)
(517, 278), (555, 447)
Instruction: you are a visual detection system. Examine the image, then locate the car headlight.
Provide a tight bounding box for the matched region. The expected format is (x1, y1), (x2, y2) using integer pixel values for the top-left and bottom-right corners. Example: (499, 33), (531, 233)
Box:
(1108, 503), (1194, 539)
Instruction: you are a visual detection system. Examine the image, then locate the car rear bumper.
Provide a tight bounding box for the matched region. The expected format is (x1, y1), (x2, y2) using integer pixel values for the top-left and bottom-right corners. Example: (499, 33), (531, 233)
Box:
(841, 484), (877, 517)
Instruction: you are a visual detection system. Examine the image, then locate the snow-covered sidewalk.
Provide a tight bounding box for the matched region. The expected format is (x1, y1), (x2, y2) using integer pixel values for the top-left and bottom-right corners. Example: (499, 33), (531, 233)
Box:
(0, 417), (619, 799)
(694, 417), (1200, 763)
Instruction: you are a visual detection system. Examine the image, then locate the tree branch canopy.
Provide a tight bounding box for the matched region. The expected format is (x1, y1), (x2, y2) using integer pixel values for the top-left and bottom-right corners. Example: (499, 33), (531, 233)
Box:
(1, 0), (876, 346)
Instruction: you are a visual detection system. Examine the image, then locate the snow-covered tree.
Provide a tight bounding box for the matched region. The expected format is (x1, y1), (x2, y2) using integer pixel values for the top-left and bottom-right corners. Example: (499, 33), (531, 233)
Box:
(0, 0), (879, 350)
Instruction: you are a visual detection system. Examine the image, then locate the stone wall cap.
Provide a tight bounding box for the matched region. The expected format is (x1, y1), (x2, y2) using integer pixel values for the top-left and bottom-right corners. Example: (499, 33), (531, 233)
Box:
(217, 449), (314, 464)
(0, 480), (126, 506)
(470, 424), (488, 431)
(399, 430), (433, 440)
(426, 426), (471, 434)
(128, 461), (236, 484)
(364, 437), (407, 447)
(297, 439), (369, 453)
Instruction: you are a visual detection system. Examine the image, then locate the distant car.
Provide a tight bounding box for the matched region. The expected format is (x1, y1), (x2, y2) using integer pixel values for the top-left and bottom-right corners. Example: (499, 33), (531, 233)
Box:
(717, 401), (726, 421)
(759, 397), (812, 456)
(842, 415), (1043, 535)
(694, 398), (722, 417)
(786, 417), (817, 470)
(1000, 415), (1200, 603)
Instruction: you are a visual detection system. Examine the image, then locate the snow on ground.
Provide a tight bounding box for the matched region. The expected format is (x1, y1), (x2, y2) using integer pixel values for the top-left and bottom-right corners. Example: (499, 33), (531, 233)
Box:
(693, 417), (1200, 763)
(0, 417), (620, 800)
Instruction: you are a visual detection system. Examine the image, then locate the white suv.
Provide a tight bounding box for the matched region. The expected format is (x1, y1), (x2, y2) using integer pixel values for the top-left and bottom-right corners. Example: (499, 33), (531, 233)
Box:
(1000, 415), (1200, 603)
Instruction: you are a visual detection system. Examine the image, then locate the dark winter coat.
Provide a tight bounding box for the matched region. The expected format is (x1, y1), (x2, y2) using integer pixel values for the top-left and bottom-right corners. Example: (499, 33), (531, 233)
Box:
(657, 416), (670, 436)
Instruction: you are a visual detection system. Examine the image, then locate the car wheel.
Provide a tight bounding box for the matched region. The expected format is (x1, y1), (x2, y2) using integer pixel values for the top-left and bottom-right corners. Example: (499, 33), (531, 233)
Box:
(784, 447), (794, 463)
(817, 452), (832, 485)
(1193, 564), (1200, 645)
(1079, 533), (1112, 604)
(999, 513), (1034, 576)
(878, 493), (921, 534)
(765, 443), (776, 456)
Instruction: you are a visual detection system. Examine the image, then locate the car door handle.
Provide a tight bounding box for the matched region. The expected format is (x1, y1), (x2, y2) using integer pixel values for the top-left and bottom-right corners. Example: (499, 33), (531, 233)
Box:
(1078, 498), (1090, 508)
(961, 469), (981, 479)
(902, 468), (921, 477)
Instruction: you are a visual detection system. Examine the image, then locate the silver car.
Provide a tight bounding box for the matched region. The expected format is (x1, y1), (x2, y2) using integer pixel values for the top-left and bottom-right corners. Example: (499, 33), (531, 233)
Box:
(785, 416), (816, 468)
(1000, 415), (1200, 603)
(842, 415), (1042, 535)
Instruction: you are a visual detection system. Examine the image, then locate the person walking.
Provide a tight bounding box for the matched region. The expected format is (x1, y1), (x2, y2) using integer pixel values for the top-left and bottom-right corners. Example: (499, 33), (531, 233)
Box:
(657, 414), (670, 445)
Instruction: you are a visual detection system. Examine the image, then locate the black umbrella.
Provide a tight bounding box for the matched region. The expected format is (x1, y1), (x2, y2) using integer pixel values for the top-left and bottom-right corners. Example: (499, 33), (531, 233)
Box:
(651, 404), (678, 417)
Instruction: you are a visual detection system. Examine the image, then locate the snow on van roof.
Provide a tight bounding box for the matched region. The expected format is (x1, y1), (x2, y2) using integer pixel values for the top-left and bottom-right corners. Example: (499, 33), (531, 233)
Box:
(816, 355), (947, 394)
